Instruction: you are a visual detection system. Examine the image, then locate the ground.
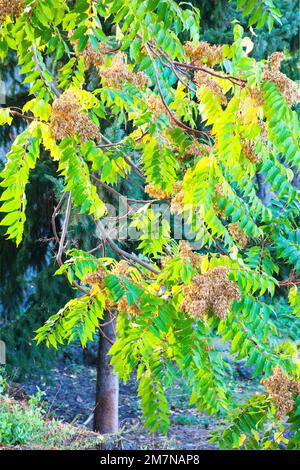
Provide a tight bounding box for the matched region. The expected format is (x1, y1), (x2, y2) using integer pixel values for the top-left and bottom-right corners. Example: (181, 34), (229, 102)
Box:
(11, 346), (261, 450)
(21, 362), (215, 449)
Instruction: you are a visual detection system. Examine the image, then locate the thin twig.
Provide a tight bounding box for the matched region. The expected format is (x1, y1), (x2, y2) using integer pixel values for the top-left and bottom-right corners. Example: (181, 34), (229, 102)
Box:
(9, 110), (36, 122)
(147, 42), (195, 93)
(52, 192), (90, 295)
(91, 174), (169, 204)
(32, 45), (61, 98)
(145, 42), (209, 136)
(96, 220), (159, 275)
(51, 193), (67, 245)
(98, 325), (114, 345)
(100, 133), (146, 181)
(56, 192), (72, 266)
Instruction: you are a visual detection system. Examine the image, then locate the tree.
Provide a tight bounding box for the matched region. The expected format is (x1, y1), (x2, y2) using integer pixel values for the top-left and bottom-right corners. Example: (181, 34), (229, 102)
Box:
(0, 0), (299, 449)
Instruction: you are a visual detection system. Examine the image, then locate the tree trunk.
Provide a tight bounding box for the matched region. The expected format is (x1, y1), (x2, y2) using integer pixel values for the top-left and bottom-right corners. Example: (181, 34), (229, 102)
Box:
(93, 311), (119, 435)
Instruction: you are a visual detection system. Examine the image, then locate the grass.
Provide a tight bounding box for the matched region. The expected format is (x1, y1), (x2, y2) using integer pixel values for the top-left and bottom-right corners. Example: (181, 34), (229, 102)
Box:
(0, 395), (105, 450)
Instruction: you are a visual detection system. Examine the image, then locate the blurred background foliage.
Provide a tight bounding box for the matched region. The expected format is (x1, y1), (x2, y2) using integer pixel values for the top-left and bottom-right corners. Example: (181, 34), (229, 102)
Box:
(198, 0), (299, 80)
(0, 0), (298, 377)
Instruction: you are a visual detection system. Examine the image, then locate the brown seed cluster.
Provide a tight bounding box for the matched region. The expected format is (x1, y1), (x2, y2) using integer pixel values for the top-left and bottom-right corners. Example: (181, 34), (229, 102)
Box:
(213, 183), (226, 218)
(259, 120), (268, 142)
(50, 91), (100, 142)
(267, 51), (284, 72)
(146, 93), (165, 118)
(213, 201), (225, 218)
(170, 181), (185, 214)
(99, 52), (150, 90)
(262, 52), (300, 106)
(263, 366), (300, 419)
(180, 266), (241, 320)
(181, 141), (211, 160)
(84, 267), (106, 288)
(69, 32), (108, 70)
(111, 260), (129, 277)
(117, 296), (140, 316)
(184, 41), (223, 67)
(248, 86), (264, 106)
(0, 0), (23, 21)
(80, 42), (108, 70)
(145, 183), (169, 200)
(214, 183), (224, 198)
(241, 139), (261, 163)
(195, 71), (227, 106)
(179, 240), (202, 269)
(228, 223), (249, 249)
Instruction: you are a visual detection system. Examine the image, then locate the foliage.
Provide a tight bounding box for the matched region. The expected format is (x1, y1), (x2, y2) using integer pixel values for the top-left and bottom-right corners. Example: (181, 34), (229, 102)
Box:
(0, 0), (299, 449)
(0, 375), (47, 446)
(0, 371), (103, 449)
(198, 0), (299, 80)
(211, 393), (300, 449)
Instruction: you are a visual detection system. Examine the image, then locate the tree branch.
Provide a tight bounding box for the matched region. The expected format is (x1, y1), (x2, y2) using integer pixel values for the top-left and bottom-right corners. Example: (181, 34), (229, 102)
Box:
(9, 110), (36, 122)
(100, 133), (146, 181)
(56, 192), (72, 266)
(32, 44), (61, 98)
(145, 42), (209, 137)
(96, 220), (159, 275)
(91, 174), (169, 204)
(51, 192), (90, 295)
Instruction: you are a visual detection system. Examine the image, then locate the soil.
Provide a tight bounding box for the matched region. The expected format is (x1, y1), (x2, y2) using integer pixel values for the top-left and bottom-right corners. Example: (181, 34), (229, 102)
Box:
(20, 363), (215, 449)
(17, 346), (257, 450)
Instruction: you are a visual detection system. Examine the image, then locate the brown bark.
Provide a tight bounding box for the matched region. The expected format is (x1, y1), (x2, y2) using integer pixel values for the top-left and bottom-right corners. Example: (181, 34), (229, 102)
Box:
(93, 311), (119, 435)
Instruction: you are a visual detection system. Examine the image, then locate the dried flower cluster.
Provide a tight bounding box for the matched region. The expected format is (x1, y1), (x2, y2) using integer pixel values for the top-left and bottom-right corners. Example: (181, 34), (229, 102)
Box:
(180, 266), (241, 320)
(104, 261), (136, 312)
(248, 86), (264, 106)
(99, 52), (150, 89)
(241, 139), (261, 163)
(271, 52), (285, 70)
(195, 71), (227, 106)
(259, 120), (268, 142)
(262, 52), (300, 106)
(179, 241), (202, 269)
(145, 183), (169, 200)
(214, 183), (224, 198)
(146, 93), (165, 118)
(184, 41), (223, 67)
(145, 180), (185, 213)
(181, 141), (211, 160)
(213, 183), (226, 217)
(263, 366), (300, 419)
(69, 32), (108, 70)
(213, 201), (225, 218)
(228, 223), (249, 249)
(50, 91), (100, 142)
(111, 260), (129, 277)
(80, 42), (108, 70)
(84, 267), (106, 288)
(117, 296), (140, 316)
(0, 0), (23, 22)
(170, 181), (185, 214)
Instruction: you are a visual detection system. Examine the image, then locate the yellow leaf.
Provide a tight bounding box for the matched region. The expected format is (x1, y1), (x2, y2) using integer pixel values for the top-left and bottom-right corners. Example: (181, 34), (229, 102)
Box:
(40, 123), (62, 161)
(116, 25), (124, 41)
(274, 431), (283, 442)
(201, 256), (210, 273)
(238, 434), (247, 446)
